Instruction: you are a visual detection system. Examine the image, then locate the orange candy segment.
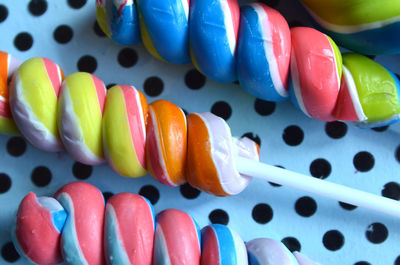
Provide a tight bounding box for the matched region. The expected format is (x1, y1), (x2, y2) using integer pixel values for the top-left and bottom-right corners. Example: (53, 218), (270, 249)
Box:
(145, 100), (187, 187)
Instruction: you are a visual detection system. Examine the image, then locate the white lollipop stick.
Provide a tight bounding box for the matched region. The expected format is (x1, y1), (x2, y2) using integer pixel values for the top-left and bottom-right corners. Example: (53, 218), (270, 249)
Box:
(236, 156), (400, 218)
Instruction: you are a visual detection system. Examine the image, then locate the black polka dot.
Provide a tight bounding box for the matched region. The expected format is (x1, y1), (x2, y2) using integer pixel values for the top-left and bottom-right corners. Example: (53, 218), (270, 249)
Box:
(254, 99), (276, 116)
(28, 0), (47, 16)
(77, 55), (97, 73)
(323, 230), (344, 251)
(139, 185), (160, 205)
(282, 125), (304, 146)
(339, 201), (357, 211)
(53, 25), (73, 44)
(366, 223), (388, 244)
(185, 69), (206, 90)
(31, 166), (52, 187)
(102, 191), (114, 203)
(1, 242), (20, 262)
(309, 158), (331, 179)
(325, 121), (347, 139)
(180, 183), (201, 199)
(372, 125), (389, 132)
(353, 151), (374, 172)
(354, 262), (371, 265)
(0, 173), (11, 193)
(365, 55), (376, 60)
(211, 101), (232, 120)
(395, 256), (400, 265)
(14, 32), (33, 51)
(395, 145), (400, 163)
(93, 21), (106, 37)
(252, 203), (273, 224)
(67, 0), (87, 9)
(259, 0), (279, 7)
(241, 132), (261, 147)
(209, 209), (229, 225)
(0, 4), (8, 23)
(118, 48), (138, 68)
(381, 182), (400, 200)
(106, 83), (116, 90)
(7, 137), (27, 157)
(72, 162), (92, 180)
(295, 196), (317, 217)
(144, 76), (164, 97)
(281, 237), (301, 252)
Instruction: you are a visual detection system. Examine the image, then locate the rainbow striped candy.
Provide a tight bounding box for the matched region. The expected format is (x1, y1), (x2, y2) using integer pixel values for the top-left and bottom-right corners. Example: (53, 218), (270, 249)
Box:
(237, 3), (291, 102)
(103, 85), (148, 178)
(301, 0), (400, 55)
(145, 100), (187, 187)
(0, 51), (20, 135)
(333, 53), (400, 128)
(289, 27), (342, 121)
(137, 0), (190, 64)
(190, 0), (240, 82)
(104, 193), (155, 265)
(55, 182), (105, 265)
(246, 238), (298, 265)
(187, 112), (259, 196)
(153, 209), (201, 264)
(10, 57), (64, 152)
(57, 72), (106, 165)
(201, 224), (248, 265)
(12, 193), (67, 265)
(96, 0), (141, 45)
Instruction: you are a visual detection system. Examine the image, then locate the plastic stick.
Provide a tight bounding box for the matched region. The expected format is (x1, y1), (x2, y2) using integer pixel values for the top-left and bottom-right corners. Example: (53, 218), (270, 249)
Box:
(235, 156), (400, 218)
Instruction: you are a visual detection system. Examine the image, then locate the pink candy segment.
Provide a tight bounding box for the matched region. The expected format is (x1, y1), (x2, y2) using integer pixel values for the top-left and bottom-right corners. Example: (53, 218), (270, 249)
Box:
(55, 182), (105, 265)
(153, 209), (201, 265)
(13, 192), (66, 265)
(104, 193), (155, 265)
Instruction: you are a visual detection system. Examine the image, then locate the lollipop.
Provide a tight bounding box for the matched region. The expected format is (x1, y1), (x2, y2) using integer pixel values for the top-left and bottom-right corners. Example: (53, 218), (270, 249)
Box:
(300, 0), (400, 55)
(13, 182), (321, 265)
(0, 51), (20, 135)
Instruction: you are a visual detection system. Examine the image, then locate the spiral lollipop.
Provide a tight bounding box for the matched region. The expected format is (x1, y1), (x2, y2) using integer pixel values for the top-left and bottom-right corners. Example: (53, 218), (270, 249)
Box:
(12, 181), (321, 265)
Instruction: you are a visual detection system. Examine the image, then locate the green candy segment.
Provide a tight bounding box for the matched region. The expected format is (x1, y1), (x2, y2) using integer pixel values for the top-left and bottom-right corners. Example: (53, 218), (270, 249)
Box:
(343, 53), (400, 123)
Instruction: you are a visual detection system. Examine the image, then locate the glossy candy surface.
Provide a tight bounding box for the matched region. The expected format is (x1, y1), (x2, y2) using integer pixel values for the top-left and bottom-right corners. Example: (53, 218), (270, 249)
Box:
(301, 0), (400, 55)
(103, 85), (148, 178)
(333, 53), (400, 127)
(246, 238), (298, 265)
(137, 0), (190, 64)
(201, 224), (248, 265)
(13, 193), (67, 265)
(153, 209), (201, 265)
(57, 72), (106, 165)
(237, 3), (291, 102)
(104, 193), (155, 265)
(96, 0), (141, 45)
(145, 100), (187, 187)
(55, 182), (105, 265)
(289, 27), (342, 121)
(0, 51), (20, 135)
(10, 57), (64, 152)
(189, 0), (240, 82)
(187, 112), (251, 196)
(293, 252), (320, 265)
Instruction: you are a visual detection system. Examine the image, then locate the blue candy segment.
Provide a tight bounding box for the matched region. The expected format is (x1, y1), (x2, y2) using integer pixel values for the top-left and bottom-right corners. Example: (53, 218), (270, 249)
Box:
(237, 5), (288, 102)
(138, 0), (190, 64)
(52, 210), (67, 233)
(212, 224), (237, 265)
(190, 0), (237, 82)
(106, 0), (141, 46)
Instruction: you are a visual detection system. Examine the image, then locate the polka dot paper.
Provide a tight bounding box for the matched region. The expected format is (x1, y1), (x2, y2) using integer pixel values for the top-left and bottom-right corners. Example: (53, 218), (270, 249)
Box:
(0, 0), (400, 264)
